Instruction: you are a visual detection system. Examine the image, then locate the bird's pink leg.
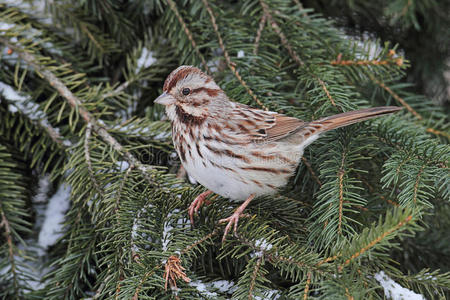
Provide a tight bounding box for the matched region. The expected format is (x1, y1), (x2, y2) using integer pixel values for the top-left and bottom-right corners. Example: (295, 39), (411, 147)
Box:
(219, 194), (255, 242)
(189, 190), (213, 225)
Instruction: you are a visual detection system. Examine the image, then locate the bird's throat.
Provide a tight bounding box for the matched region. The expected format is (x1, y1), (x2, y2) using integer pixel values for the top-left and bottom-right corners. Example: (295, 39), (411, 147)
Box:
(175, 105), (207, 126)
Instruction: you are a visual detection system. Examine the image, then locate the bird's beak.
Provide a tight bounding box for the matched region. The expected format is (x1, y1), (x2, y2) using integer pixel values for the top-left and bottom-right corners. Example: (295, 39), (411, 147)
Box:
(154, 92), (176, 106)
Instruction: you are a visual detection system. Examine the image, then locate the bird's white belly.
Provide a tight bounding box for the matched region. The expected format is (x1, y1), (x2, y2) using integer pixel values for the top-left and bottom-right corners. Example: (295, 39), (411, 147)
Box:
(179, 139), (301, 201)
(183, 155), (262, 201)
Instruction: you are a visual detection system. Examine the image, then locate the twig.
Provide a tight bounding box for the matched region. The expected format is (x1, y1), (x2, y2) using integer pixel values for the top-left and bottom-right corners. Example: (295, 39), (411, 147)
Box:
(166, 0), (211, 75)
(303, 272), (311, 300)
(164, 255), (191, 291)
(301, 157), (322, 187)
(338, 215), (413, 271)
(369, 75), (421, 120)
(338, 170), (344, 235)
(260, 0), (304, 66)
(0, 210), (18, 294)
(253, 13), (267, 56)
(331, 53), (403, 67)
(201, 0), (268, 111)
(101, 80), (132, 100)
(260, 0), (337, 107)
(412, 165), (426, 204)
(249, 256), (264, 299)
(84, 123), (104, 196)
(292, 0), (309, 18)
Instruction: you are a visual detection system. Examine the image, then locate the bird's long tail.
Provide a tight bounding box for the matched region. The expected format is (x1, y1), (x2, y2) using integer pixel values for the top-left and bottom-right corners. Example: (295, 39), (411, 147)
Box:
(310, 106), (402, 132)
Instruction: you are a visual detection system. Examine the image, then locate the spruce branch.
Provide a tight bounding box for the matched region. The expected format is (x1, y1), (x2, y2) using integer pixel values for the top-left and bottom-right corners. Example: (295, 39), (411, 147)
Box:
(201, 0), (268, 111)
(84, 123), (104, 197)
(260, 0), (305, 66)
(331, 52), (404, 67)
(303, 272), (311, 300)
(369, 74), (422, 120)
(253, 12), (267, 56)
(338, 213), (413, 272)
(132, 265), (162, 300)
(260, 0), (338, 108)
(301, 156), (322, 187)
(0, 210), (18, 297)
(166, 0), (210, 75)
(248, 255), (264, 299)
(0, 37), (154, 182)
(412, 165), (426, 205)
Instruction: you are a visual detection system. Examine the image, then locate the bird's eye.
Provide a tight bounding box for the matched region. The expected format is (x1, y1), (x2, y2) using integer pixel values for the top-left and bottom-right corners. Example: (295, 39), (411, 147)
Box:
(182, 88), (190, 96)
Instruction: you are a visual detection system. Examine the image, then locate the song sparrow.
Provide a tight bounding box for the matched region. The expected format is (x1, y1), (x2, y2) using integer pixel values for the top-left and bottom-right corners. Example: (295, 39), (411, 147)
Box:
(155, 66), (401, 241)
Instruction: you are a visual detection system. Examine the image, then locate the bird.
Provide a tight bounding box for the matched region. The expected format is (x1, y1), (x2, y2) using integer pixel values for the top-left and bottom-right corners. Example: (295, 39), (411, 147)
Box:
(154, 65), (401, 241)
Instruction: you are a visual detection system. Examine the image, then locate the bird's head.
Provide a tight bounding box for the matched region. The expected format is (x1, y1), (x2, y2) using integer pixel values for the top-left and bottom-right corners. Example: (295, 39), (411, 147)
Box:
(154, 66), (226, 121)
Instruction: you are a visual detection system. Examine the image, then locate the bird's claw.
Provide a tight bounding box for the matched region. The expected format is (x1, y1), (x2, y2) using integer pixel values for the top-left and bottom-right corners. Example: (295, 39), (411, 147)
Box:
(188, 190), (212, 225)
(219, 213), (250, 242)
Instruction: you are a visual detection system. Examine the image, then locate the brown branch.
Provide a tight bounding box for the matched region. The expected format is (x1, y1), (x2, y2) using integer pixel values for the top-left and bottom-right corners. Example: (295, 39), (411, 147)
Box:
(180, 229), (218, 255)
(253, 12), (267, 56)
(303, 272), (311, 300)
(43, 121), (65, 145)
(132, 265), (163, 300)
(331, 53), (403, 67)
(0, 210), (18, 295)
(338, 215), (413, 271)
(292, 0), (309, 18)
(426, 127), (450, 140)
(260, 0), (304, 66)
(0, 37), (155, 184)
(166, 0), (210, 75)
(301, 157), (322, 187)
(164, 255), (191, 291)
(317, 78), (336, 106)
(249, 256), (264, 300)
(345, 287), (354, 300)
(338, 170), (345, 234)
(370, 75), (422, 120)
(248, 255), (264, 300)
(84, 123), (104, 197)
(201, 0), (268, 111)
(260, 0), (337, 107)
(317, 255), (339, 267)
(412, 165), (426, 204)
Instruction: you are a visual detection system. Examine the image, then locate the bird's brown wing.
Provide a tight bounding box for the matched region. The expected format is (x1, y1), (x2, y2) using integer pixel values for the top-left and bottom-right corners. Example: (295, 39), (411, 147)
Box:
(225, 103), (401, 144)
(227, 103), (307, 143)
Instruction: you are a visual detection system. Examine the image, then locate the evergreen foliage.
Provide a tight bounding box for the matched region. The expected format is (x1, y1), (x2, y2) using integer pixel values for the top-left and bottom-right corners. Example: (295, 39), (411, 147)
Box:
(0, 0), (449, 299)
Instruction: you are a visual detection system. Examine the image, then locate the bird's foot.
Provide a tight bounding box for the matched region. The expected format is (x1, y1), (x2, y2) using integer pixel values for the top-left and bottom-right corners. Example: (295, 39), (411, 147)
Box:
(218, 194), (255, 242)
(188, 190), (213, 225)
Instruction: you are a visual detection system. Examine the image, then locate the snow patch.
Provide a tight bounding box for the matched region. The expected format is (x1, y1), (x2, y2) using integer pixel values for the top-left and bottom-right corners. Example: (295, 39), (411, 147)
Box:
(189, 279), (238, 297)
(131, 204), (154, 253)
(189, 280), (218, 298)
(116, 161), (130, 172)
(255, 238), (273, 251)
(252, 238), (273, 257)
(162, 209), (190, 252)
(210, 279), (237, 294)
(0, 81), (28, 101)
(375, 271), (426, 300)
(38, 183), (71, 249)
(0, 22), (14, 31)
(136, 47), (156, 73)
(254, 289), (281, 300)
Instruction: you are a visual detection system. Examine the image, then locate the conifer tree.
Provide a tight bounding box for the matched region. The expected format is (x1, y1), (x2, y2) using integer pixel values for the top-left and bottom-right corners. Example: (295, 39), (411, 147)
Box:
(0, 0), (449, 299)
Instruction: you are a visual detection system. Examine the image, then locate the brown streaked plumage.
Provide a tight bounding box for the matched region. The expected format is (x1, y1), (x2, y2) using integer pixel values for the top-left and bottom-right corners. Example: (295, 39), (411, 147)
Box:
(154, 65), (402, 241)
